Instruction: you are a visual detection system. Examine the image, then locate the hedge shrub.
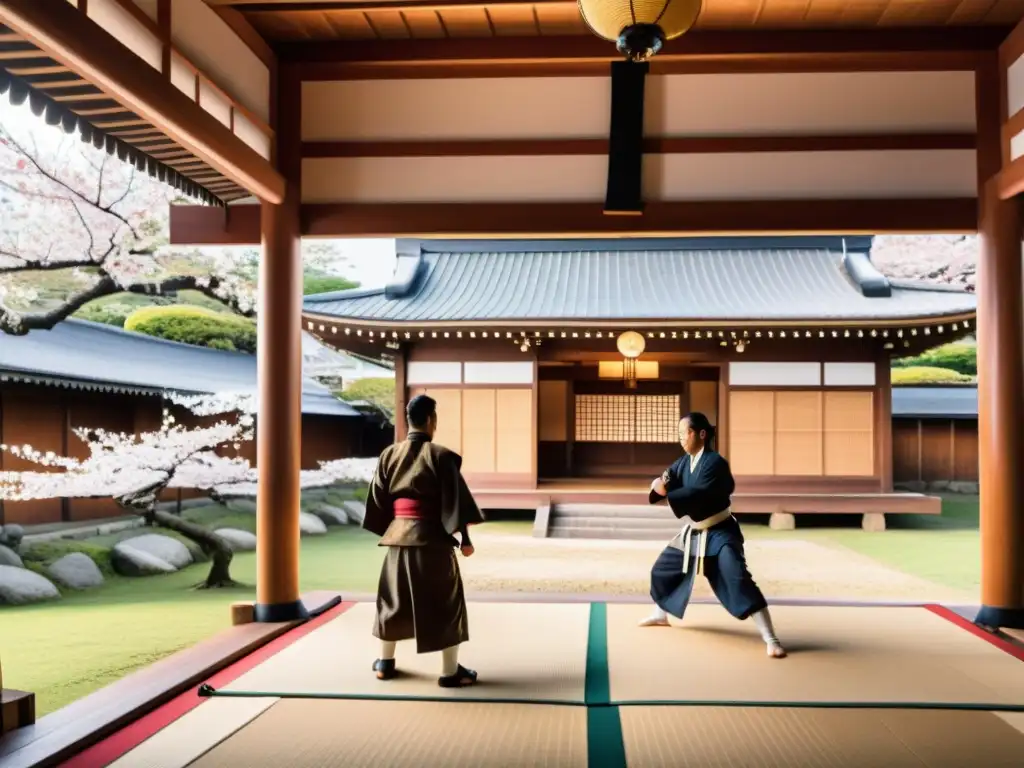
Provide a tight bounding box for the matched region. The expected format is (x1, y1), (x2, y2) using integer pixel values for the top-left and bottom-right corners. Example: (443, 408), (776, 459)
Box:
(892, 342), (976, 376)
(891, 366), (974, 385)
(124, 305), (256, 353)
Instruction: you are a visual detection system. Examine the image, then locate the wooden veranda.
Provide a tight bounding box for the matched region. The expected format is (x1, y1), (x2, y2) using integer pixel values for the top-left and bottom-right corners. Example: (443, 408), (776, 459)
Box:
(1, 0), (1024, 765)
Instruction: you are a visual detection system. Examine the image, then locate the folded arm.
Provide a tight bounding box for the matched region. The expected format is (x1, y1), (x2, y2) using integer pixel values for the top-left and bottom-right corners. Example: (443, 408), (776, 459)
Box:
(666, 458), (735, 517)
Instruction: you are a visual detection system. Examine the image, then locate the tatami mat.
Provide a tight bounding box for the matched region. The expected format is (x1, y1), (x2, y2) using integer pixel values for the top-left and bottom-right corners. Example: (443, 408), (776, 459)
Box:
(223, 601), (591, 702)
(186, 699), (588, 768)
(606, 603), (1024, 705)
(108, 697), (277, 768)
(619, 706), (1024, 767)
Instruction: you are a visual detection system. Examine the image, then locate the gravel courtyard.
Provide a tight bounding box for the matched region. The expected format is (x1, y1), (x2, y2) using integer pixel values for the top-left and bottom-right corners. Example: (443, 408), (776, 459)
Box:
(452, 528), (973, 603)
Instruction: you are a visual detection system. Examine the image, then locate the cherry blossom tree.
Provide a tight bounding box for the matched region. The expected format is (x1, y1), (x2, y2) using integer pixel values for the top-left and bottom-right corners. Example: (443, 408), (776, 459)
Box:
(0, 392), (376, 588)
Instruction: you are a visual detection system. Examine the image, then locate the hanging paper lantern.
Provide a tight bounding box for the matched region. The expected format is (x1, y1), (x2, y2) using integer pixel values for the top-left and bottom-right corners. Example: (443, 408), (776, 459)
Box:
(578, 0), (703, 60)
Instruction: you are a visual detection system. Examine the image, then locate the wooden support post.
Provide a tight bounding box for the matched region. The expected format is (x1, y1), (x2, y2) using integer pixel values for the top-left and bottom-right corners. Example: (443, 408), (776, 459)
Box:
(254, 63), (305, 623)
(976, 178), (1024, 630)
(394, 346), (408, 442)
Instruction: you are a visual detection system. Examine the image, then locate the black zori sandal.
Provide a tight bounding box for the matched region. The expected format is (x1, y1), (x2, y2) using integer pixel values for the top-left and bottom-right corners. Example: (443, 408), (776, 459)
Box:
(372, 658), (397, 680)
(438, 664), (477, 688)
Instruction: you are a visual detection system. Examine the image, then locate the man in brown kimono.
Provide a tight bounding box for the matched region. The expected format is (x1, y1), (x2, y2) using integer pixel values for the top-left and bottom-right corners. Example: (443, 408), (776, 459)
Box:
(363, 394), (485, 687)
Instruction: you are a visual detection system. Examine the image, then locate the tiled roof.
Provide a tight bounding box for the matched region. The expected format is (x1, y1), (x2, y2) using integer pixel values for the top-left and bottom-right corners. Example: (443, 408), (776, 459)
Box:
(891, 386), (978, 419)
(303, 237), (976, 325)
(0, 319), (362, 418)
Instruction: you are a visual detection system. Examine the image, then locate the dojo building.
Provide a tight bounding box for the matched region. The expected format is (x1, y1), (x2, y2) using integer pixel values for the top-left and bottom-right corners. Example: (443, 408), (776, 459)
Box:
(303, 236), (977, 530)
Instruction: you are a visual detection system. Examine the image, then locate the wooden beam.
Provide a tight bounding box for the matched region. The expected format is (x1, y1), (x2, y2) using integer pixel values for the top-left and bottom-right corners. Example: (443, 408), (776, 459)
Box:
(168, 198), (979, 243)
(301, 199), (979, 238)
(0, 0), (285, 204)
(302, 133), (977, 159)
(210, 5), (277, 71)
(282, 27), (1004, 70)
(170, 203), (261, 244)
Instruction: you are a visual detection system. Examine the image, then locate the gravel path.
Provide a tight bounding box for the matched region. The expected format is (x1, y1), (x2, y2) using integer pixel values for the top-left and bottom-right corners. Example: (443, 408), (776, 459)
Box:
(455, 531), (972, 603)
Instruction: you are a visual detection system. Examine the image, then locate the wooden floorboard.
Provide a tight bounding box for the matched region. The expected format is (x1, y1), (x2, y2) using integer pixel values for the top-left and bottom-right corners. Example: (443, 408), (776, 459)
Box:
(0, 591), (340, 768)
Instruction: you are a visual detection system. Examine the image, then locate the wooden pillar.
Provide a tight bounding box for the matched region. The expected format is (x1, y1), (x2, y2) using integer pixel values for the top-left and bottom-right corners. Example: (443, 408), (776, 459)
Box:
(254, 62), (306, 623)
(875, 359), (893, 492)
(976, 178), (1024, 629)
(394, 346), (408, 442)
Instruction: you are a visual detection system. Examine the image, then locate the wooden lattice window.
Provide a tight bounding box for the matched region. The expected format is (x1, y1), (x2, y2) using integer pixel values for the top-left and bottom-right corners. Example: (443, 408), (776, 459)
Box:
(574, 394), (680, 443)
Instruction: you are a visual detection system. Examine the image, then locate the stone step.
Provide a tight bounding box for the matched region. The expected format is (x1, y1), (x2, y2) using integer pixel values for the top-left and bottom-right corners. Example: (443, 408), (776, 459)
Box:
(549, 515), (679, 530)
(555, 504), (658, 518)
(547, 525), (672, 540)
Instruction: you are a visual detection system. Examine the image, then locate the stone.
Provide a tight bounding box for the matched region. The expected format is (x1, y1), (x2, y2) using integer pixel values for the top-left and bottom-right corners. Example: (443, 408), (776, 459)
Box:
(120, 534), (193, 569)
(862, 513), (886, 532)
(0, 544), (23, 568)
(226, 498), (258, 515)
(928, 480), (951, 492)
(215, 528), (257, 552)
(768, 512), (796, 531)
(111, 543), (177, 577)
(308, 503), (349, 526)
(895, 481), (928, 494)
(342, 501), (366, 525)
(46, 552), (104, 589)
(0, 565), (60, 605)
(299, 512), (328, 536)
(0, 523), (24, 552)
(947, 481), (979, 495)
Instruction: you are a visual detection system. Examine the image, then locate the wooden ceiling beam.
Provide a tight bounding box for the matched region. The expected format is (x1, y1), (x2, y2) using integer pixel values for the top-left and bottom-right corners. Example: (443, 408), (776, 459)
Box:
(168, 198), (978, 245)
(0, 0), (285, 204)
(278, 26), (1010, 64)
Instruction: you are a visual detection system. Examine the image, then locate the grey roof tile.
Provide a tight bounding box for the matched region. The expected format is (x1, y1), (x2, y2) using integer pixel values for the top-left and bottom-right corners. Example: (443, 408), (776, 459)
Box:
(891, 386), (978, 419)
(0, 319), (362, 418)
(304, 237), (976, 324)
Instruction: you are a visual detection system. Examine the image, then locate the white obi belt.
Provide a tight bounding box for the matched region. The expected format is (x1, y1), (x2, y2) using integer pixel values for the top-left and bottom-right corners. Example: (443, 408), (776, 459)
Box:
(667, 508), (733, 576)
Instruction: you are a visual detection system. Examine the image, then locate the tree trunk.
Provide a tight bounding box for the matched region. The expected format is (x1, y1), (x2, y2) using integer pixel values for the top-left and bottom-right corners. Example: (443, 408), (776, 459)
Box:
(117, 486), (238, 589)
(150, 509), (237, 589)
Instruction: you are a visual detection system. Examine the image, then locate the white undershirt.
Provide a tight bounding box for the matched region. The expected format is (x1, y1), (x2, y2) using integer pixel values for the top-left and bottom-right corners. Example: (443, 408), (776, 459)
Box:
(688, 447), (704, 475)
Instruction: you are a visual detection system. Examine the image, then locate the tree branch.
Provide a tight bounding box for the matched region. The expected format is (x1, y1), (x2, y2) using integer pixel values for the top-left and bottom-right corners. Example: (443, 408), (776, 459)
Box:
(1, 274), (119, 335)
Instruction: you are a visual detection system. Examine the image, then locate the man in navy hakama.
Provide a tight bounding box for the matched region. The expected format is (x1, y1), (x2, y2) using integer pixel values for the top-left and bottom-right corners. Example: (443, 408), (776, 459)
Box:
(640, 413), (787, 658)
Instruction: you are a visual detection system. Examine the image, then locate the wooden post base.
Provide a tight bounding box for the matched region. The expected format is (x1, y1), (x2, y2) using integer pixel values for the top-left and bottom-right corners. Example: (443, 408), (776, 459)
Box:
(1, 689), (36, 734)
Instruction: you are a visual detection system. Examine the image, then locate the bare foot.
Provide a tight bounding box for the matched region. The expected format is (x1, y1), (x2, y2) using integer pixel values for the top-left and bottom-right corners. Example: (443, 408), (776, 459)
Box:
(767, 642), (787, 659)
(638, 615), (670, 627)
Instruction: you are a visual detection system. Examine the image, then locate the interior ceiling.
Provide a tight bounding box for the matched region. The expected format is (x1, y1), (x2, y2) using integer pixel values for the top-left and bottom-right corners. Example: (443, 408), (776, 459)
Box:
(207, 0), (1024, 42)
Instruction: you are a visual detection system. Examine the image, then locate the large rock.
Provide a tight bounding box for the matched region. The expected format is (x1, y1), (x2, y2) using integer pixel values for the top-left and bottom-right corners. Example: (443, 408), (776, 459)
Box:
(308, 503), (349, 526)
(0, 565), (60, 605)
(0, 544), (23, 568)
(121, 534), (193, 569)
(0, 523), (24, 552)
(215, 528), (257, 552)
(226, 498), (258, 515)
(299, 512), (327, 536)
(342, 501), (366, 525)
(947, 481), (979, 495)
(111, 543), (177, 577)
(46, 552), (104, 589)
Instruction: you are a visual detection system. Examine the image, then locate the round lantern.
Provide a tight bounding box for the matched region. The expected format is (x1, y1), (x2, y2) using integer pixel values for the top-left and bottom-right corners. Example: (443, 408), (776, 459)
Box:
(578, 0), (703, 61)
(616, 330), (646, 359)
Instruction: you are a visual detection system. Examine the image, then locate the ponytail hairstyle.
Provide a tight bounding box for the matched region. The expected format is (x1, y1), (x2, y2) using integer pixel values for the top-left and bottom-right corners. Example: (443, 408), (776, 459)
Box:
(684, 412), (716, 451)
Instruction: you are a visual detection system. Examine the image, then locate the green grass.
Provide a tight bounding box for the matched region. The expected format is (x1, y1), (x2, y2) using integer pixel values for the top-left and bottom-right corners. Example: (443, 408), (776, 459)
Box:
(2, 527), (382, 716)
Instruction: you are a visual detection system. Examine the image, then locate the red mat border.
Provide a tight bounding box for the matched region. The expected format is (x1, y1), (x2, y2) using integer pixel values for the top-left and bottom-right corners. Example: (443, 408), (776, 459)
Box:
(60, 601), (354, 768)
(924, 604), (1024, 662)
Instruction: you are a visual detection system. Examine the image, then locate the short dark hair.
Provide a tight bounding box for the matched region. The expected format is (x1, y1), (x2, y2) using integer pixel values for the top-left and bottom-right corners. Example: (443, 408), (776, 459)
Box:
(407, 394), (437, 429)
(683, 412), (716, 449)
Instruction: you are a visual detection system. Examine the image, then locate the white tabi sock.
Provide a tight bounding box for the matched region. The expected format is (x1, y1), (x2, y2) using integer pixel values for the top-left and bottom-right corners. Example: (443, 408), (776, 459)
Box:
(650, 605), (668, 621)
(441, 644), (460, 677)
(752, 609), (780, 645)
(380, 641), (397, 661)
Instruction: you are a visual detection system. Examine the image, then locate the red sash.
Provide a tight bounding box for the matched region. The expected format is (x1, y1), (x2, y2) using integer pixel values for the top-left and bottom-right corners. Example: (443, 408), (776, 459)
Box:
(393, 498), (435, 520)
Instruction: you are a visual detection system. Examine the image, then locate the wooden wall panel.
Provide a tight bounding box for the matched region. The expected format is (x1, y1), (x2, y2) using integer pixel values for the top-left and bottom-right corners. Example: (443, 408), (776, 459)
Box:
(688, 381), (718, 426)
(952, 421), (979, 481)
(302, 151), (976, 204)
(538, 380), (569, 442)
(461, 389), (497, 473)
(824, 391), (875, 476)
(422, 388), (462, 454)
(728, 391), (775, 475)
(892, 420), (923, 483)
(920, 419), (955, 482)
(0, 387), (64, 526)
(774, 391), (823, 476)
(496, 389), (533, 474)
(302, 72), (975, 143)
